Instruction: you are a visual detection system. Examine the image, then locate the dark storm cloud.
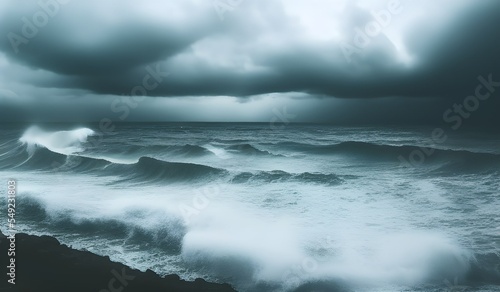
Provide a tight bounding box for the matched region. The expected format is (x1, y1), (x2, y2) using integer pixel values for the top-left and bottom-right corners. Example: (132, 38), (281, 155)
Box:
(1, 0), (498, 99)
(0, 0), (499, 125)
(0, 0), (213, 76)
(401, 0), (500, 98)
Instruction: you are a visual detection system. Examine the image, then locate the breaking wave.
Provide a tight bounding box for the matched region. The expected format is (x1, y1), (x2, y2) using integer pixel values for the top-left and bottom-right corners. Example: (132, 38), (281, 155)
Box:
(19, 126), (95, 155)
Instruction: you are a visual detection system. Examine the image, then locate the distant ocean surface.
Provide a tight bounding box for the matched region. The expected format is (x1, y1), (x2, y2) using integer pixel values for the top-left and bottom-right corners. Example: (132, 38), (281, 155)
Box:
(1, 123), (499, 292)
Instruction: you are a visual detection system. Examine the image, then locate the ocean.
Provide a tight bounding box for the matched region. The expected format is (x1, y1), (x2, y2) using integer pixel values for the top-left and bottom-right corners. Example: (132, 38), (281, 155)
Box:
(0, 123), (499, 292)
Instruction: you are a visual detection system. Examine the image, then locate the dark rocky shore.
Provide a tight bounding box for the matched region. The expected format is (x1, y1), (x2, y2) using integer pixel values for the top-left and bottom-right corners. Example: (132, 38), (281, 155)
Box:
(0, 231), (237, 292)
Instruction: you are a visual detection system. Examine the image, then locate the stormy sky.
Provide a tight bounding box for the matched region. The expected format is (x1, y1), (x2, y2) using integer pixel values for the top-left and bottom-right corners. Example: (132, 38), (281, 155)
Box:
(0, 0), (499, 126)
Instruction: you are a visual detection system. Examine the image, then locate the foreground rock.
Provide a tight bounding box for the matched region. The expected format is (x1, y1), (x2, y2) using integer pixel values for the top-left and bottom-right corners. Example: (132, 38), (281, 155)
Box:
(0, 232), (237, 292)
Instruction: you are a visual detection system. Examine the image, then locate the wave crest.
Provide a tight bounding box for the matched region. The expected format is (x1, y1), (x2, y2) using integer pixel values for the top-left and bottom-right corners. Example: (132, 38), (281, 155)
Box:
(110, 157), (228, 183)
(19, 126), (95, 155)
(231, 170), (345, 185)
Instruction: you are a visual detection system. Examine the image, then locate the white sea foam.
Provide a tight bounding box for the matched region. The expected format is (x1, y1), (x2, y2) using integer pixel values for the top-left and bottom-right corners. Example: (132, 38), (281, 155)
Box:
(4, 124), (498, 292)
(19, 126), (95, 155)
(181, 204), (472, 290)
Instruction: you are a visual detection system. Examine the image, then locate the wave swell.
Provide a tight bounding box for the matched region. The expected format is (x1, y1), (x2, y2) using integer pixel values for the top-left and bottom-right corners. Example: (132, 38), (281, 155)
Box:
(109, 157), (227, 184)
(231, 170), (344, 186)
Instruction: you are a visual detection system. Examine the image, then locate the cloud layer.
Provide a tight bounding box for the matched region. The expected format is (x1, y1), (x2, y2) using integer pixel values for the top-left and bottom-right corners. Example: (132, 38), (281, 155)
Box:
(0, 0), (499, 125)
